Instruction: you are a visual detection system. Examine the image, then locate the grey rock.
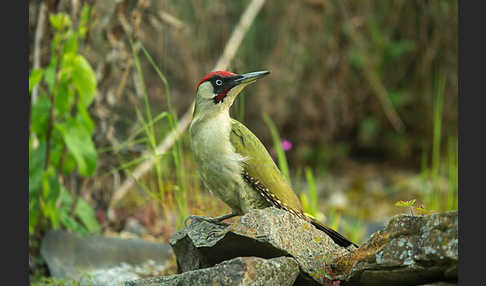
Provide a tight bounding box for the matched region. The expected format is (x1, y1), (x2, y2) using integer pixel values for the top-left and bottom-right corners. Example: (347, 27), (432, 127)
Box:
(41, 230), (172, 285)
(125, 256), (300, 286)
(339, 211), (458, 286)
(167, 208), (458, 286)
(170, 207), (355, 285)
(78, 261), (169, 286)
(41, 211), (458, 286)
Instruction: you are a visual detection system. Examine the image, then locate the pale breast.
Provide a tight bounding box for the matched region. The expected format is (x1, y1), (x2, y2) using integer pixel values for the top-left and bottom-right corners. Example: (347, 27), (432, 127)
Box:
(189, 113), (246, 214)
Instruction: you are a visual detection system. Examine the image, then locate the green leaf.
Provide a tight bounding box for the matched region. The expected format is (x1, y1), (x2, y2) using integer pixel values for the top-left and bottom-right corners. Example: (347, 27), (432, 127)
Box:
(63, 32), (78, 55)
(29, 69), (44, 92)
(54, 79), (73, 116)
(395, 199), (416, 207)
(60, 211), (88, 236)
(78, 5), (91, 39)
(56, 119), (97, 177)
(76, 103), (94, 133)
(39, 168), (62, 229)
(29, 199), (39, 235)
(44, 59), (58, 93)
(58, 189), (87, 235)
(42, 167), (61, 202)
(68, 55), (97, 106)
(29, 140), (46, 195)
(48, 199), (61, 229)
(58, 188), (97, 236)
(62, 152), (77, 174)
(49, 13), (71, 31)
(50, 33), (62, 56)
(75, 198), (101, 234)
(48, 133), (65, 168)
(40, 175), (50, 205)
(30, 96), (51, 136)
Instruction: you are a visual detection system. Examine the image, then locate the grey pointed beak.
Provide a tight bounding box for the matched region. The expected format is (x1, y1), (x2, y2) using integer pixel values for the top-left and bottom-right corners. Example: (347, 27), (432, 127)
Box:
(234, 70), (270, 85)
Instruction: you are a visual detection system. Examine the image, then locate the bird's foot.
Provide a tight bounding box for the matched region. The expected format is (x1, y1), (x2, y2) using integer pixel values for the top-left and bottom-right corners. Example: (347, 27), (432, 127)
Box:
(184, 215), (231, 227)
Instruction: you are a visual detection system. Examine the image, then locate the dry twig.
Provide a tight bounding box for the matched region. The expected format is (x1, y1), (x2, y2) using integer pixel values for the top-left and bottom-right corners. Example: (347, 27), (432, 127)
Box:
(157, 11), (188, 31)
(338, 0), (405, 132)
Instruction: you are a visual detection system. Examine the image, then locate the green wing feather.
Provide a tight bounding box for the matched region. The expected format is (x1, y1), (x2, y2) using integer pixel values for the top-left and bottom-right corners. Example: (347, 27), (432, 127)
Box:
(230, 119), (357, 248)
(230, 119), (303, 212)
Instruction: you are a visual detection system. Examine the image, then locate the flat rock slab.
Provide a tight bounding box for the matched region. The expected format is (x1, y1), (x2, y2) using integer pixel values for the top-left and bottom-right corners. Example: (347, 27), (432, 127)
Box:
(41, 230), (172, 285)
(125, 256), (300, 286)
(170, 207), (355, 284)
(338, 211), (458, 286)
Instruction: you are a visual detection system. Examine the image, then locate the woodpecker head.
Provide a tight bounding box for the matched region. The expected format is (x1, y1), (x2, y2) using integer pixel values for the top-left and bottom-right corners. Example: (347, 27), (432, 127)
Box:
(193, 70), (270, 118)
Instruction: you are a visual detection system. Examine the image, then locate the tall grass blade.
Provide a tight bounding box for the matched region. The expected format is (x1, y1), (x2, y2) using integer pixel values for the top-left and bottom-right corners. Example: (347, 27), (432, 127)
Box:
(431, 75), (445, 210)
(305, 167), (318, 216)
(140, 44), (188, 226)
(262, 113), (291, 184)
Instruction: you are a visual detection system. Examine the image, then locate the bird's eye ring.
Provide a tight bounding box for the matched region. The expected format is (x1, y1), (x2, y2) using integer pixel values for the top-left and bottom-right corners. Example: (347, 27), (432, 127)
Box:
(215, 79), (223, 86)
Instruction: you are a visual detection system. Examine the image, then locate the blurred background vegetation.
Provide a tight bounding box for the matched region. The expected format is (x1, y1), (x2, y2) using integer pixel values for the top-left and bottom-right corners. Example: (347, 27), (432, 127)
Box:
(29, 0), (457, 282)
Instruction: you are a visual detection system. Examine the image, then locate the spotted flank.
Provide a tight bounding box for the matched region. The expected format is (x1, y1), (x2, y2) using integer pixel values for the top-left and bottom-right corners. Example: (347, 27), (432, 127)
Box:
(241, 169), (358, 248)
(241, 170), (307, 220)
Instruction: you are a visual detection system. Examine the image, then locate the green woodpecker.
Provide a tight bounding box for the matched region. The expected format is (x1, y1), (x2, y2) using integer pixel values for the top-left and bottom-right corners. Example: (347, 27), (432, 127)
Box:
(189, 70), (357, 248)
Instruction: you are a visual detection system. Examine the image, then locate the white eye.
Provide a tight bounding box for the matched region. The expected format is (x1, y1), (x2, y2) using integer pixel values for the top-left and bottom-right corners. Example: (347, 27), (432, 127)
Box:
(215, 79), (223, 86)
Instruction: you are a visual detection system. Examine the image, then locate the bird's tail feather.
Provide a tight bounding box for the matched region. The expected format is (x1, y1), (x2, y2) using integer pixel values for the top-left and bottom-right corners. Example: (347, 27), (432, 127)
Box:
(309, 217), (358, 248)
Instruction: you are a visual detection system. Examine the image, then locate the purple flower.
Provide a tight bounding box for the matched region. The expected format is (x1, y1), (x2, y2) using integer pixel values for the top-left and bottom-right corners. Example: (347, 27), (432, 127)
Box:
(281, 139), (292, 152)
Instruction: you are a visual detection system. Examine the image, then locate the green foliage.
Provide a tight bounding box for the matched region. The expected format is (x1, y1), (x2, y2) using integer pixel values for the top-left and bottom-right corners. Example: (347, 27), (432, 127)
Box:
(29, 5), (100, 238)
(31, 276), (81, 286)
(56, 119), (97, 177)
(395, 199), (416, 208)
(49, 13), (72, 31)
(140, 45), (189, 225)
(114, 42), (188, 228)
(300, 167), (319, 218)
(420, 75), (457, 212)
(59, 190), (101, 235)
(395, 199), (434, 216)
(129, 39), (166, 205)
(29, 69), (44, 92)
(31, 272), (95, 286)
(396, 75), (457, 214)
